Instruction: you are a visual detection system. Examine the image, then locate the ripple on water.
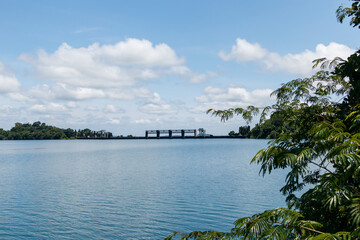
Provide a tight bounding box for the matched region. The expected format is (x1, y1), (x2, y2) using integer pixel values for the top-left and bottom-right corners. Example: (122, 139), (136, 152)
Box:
(0, 139), (286, 239)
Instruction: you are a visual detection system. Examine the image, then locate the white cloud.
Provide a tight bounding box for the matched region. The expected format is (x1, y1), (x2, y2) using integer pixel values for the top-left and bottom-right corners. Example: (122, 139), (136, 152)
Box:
(104, 104), (116, 113)
(29, 102), (68, 113)
(7, 92), (33, 102)
(132, 118), (163, 125)
(19, 39), (187, 89)
(28, 83), (158, 102)
(107, 118), (120, 124)
(0, 105), (17, 117)
(194, 86), (274, 112)
(139, 103), (174, 115)
(27, 84), (53, 100)
(106, 87), (154, 100)
(139, 92), (177, 115)
(262, 43), (354, 75)
(99, 39), (185, 66)
(0, 62), (21, 93)
(132, 118), (164, 124)
(28, 84), (106, 100)
(133, 119), (151, 124)
(189, 74), (207, 84)
(219, 38), (267, 62)
(219, 38), (355, 76)
(169, 66), (217, 84)
(53, 85), (106, 100)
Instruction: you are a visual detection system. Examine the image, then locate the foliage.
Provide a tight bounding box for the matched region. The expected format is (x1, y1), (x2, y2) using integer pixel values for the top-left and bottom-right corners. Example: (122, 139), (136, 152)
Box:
(334, 50), (360, 107)
(239, 126), (251, 137)
(0, 122), (113, 140)
(168, 106), (360, 239)
(247, 114), (293, 139)
(337, 0), (360, 28)
(229, 116), (293, 139)
(252, 108), (360, 232)
(229, 125), (251, 137)
(3, 122), (68, 140)
(228, 130), (237, 136)
(167, 2), (360, 238)
(166, 208), (360, 239)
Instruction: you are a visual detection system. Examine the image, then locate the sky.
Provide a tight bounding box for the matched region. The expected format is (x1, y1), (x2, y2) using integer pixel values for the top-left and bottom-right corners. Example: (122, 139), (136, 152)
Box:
(0, 0), (358, 136)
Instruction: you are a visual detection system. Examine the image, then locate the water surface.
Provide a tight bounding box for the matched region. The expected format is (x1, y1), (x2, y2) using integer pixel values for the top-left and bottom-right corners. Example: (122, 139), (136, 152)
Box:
(0, 139), (286, 239)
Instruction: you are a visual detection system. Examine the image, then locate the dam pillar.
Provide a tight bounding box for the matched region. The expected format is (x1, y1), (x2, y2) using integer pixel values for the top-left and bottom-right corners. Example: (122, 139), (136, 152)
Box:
(156, 130), (160, 138)
(181, 130), (185, 138)
(194, 130), (197, 137)
(169, 130), (172, 138)
(145, 131), (148, 138)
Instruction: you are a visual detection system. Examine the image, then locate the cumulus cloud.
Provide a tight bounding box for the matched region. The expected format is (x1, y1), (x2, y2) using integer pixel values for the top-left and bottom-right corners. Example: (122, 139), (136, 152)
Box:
(28, 84), (105, 100)
(169, 66), (217, 84)
(7, 92), (33, 102)
(27, 83), (157, 102)
(99, 39), (185, 66)
(138, 92), (177, 115)
(219, 38), (267, 62)
(219, 38), (355, 76)
(0, 62), (21, 93)
(106, 87), (154, 100)
(54, 85), (106, 100)
(29, 102), (68, 113)
(19, 38), (188, 89)
(139, 103), (174, 115)
(194, 86), (274, 112)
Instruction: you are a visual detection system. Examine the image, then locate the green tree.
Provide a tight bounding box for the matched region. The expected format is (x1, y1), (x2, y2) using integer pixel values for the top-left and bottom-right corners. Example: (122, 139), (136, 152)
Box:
(228, 130), (237, 136)
(64, 128), (76, 139)
(32, 121), (41, 127)
(337, 0), (360, 28)
(239, 126), (250, 137)
(0, 122), (84, 140)
(0, 128), (7, 140)
(168, 69), (360, 240)
(167, 2), (360, 239)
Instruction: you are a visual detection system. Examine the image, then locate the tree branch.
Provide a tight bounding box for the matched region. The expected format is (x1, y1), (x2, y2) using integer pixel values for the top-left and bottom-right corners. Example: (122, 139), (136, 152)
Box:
(309, 160), (334, 174)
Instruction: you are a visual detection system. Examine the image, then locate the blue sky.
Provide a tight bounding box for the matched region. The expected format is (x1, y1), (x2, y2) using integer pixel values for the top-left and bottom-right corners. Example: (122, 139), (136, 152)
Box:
(0, 0), (358, 135)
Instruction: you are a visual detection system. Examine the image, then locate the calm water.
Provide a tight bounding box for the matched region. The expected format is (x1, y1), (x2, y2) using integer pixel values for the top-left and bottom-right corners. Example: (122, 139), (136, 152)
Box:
(0, 139), (286, 239)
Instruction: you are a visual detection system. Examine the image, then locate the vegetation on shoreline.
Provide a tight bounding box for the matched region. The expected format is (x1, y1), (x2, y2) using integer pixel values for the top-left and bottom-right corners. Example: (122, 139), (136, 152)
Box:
(229, 114), (293, 139)
(0, 121), (113, 140)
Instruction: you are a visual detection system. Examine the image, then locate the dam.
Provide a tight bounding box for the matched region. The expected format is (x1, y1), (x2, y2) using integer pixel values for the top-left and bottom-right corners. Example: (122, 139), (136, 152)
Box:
(145, 129), (197, 138)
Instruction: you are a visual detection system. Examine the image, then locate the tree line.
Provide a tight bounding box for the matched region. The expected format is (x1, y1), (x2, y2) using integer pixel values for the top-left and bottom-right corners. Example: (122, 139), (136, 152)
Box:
(0, 121), (113, 140)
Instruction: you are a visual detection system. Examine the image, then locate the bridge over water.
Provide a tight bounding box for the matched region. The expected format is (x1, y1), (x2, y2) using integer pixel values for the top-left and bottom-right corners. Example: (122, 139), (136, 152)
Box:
(145, 129), (197, 138)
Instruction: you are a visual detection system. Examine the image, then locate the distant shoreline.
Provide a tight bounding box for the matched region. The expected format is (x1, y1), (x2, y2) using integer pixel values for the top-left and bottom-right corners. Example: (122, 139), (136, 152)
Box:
(2, 122), (251, 140)
(0, 135), (248, 140)
(78, 135), (247, 140)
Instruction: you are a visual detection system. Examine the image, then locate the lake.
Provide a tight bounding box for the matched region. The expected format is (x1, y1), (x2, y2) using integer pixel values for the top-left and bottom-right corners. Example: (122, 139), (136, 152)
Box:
(0, 139), (286, 239)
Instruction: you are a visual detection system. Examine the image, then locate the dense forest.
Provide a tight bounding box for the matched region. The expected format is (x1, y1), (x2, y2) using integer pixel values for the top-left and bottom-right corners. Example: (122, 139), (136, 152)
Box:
(0, 121), (113, 140)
